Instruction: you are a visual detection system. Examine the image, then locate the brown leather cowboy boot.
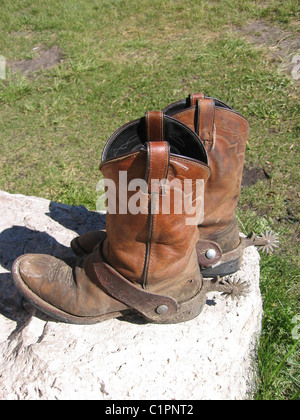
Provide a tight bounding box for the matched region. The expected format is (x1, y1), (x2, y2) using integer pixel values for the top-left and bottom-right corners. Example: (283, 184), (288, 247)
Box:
(163, 93), (250, 276)
(71, 94), (276, 277)
(163, 93), (278, 276)
(12, 112), (216, 324)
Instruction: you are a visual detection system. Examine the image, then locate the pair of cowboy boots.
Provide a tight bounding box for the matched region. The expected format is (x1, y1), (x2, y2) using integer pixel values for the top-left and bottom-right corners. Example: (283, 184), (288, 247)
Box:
(12, 93), (275, 324)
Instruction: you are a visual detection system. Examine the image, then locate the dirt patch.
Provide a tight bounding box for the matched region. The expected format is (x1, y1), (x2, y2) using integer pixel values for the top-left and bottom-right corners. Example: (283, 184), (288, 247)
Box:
(8, 46), (63, 76)
(235, 22), (300, 79)
(242, 163), (269, 187)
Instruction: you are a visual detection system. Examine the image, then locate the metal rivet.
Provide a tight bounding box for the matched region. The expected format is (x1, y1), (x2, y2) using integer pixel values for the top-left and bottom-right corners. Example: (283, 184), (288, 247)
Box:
(205, 248), (217, 260)
(155, 305), (169, 315)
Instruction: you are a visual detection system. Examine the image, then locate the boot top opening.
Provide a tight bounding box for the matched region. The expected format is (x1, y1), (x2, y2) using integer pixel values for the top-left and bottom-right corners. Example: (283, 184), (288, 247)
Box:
(101, 115), (208, 165)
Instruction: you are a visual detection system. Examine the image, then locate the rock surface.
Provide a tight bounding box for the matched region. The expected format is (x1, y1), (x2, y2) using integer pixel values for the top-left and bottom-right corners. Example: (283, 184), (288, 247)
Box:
(0, 191), (263, 400)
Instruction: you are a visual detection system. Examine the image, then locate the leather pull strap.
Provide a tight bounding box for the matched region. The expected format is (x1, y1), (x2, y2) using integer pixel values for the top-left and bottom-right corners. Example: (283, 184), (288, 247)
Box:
(195, 98), (215, 151)
(189, 92), (205, 107)
(146, 142), (170, 191)
(146, 110), (164, 142)
(143, 112), (170, 289)
(145, 111), (170, 192)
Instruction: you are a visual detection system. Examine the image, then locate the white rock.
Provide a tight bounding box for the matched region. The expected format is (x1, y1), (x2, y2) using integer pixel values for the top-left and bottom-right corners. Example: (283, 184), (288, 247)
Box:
(0, 191), (262, 400)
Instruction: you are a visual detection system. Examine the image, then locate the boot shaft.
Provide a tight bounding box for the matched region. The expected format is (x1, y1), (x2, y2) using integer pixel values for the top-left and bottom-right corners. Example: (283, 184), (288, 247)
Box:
(100, 112), (210, 289)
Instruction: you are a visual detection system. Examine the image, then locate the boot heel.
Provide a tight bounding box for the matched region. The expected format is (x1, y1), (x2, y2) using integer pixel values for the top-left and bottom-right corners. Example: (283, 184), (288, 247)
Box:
(201, 257), (242, 278)
(143, 290), (207, 324)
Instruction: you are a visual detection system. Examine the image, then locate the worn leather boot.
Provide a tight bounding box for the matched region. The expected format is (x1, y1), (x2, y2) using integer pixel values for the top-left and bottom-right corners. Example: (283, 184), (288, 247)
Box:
(163, 93), (279, 276)
(163, 93), (250, 276)
(72, 94), (276, 277)
(12, 112), (215, 324)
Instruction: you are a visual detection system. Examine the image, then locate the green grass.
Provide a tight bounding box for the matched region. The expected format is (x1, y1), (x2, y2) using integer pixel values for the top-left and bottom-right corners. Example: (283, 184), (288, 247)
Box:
(0, 0), (299, 399)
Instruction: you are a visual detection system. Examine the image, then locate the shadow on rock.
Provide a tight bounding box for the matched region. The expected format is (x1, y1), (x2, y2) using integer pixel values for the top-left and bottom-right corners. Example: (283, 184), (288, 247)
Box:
(0, 225), (76, 271)
(47, 201), (105, 235)
(0, 225), (77, 323)
(0, 200), (106, 324)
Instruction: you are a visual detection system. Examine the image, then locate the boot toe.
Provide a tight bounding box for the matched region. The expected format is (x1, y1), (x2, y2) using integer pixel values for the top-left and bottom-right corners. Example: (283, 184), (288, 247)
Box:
(19, 254), (70, 291)
(13, 254), (75, 315)
(19, 254), (54, 284)
(12, 252), (127, 323)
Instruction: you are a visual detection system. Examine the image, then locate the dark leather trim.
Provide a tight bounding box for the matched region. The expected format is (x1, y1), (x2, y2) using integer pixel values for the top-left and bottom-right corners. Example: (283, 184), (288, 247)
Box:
(92, 260), (179, 322)
(101, 115), (208, 164)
